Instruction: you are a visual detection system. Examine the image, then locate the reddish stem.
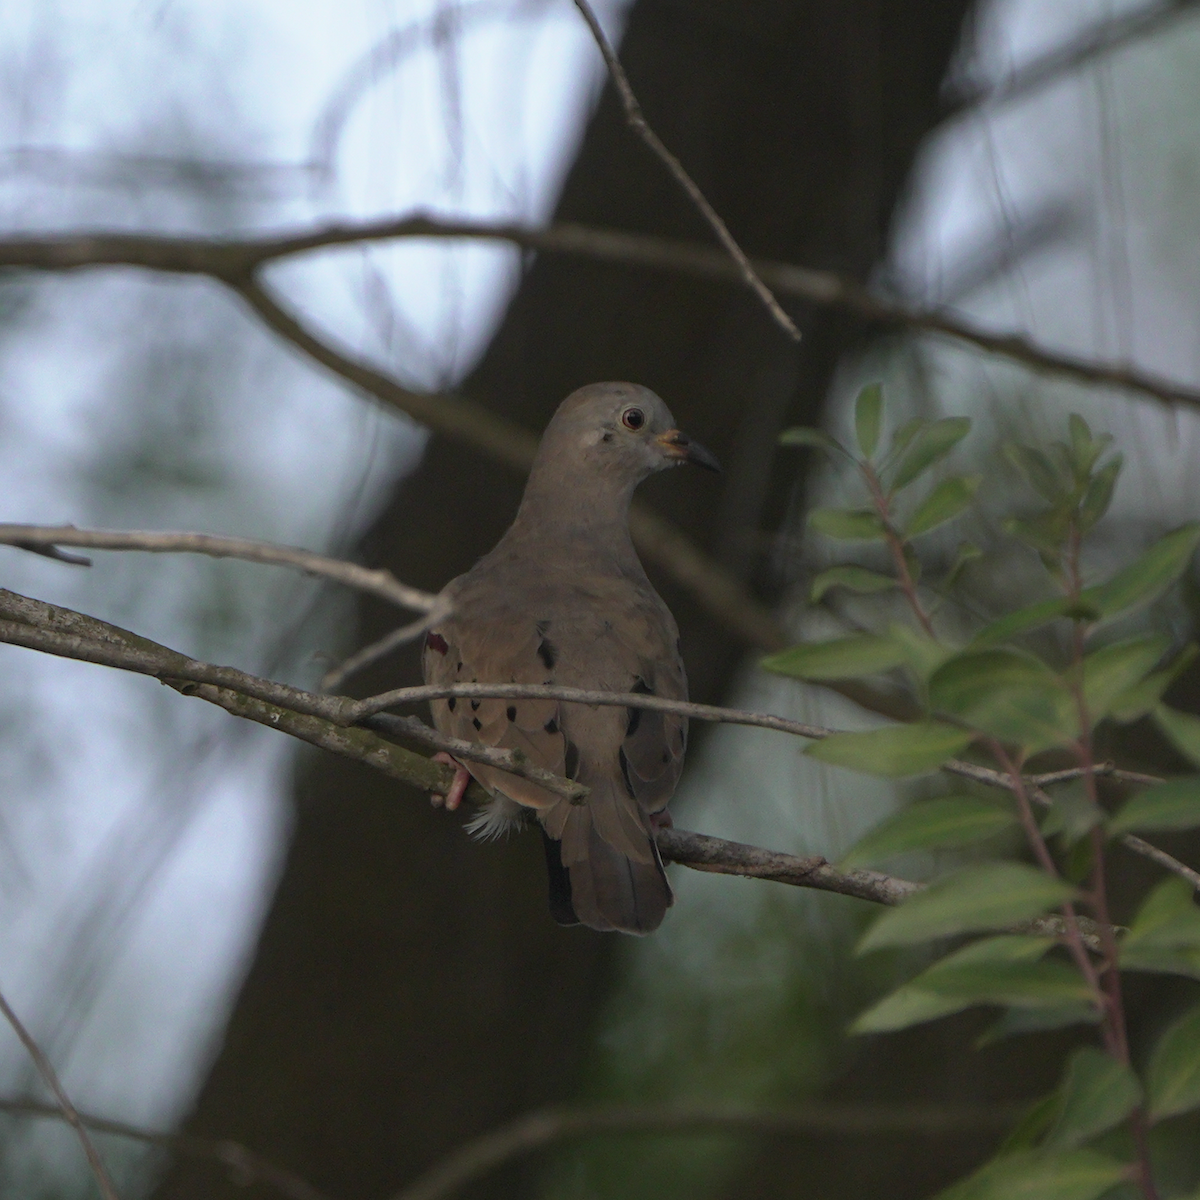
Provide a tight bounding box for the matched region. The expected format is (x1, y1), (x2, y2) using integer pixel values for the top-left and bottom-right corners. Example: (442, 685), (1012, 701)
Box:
(861, 462), (936, 637)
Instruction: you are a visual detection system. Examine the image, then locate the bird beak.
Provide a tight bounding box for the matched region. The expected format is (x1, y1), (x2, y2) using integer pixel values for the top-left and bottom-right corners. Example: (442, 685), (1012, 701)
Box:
(656, 429), (722, 472)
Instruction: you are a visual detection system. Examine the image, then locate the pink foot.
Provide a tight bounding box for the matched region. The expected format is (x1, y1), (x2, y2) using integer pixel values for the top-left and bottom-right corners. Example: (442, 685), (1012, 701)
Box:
(649, 808), (673, 831)
(431, 752), (471, 812)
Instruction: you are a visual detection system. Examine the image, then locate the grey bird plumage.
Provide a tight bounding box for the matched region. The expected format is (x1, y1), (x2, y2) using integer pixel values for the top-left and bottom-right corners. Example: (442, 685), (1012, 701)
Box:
(421, 382), (719, 934)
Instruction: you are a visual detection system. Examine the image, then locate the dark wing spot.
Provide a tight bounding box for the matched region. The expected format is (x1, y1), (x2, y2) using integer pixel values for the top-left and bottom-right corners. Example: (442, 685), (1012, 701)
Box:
(564, 740), (580, 779)
(626, 707), (641, 738)
(425, 632), (448, 655)
(472, 717), (482, 731)
(602, 431), (613, 443)
(447, 697), (456, 712)
(618, 747), (637, 799)
(506, 705), (517, 721)
(536, 619), (551, 635)
(632, 677), (654, 694)
(537, 638), (557, 670)
(470, 699), (480, 711)
(544, 717), (559, 734)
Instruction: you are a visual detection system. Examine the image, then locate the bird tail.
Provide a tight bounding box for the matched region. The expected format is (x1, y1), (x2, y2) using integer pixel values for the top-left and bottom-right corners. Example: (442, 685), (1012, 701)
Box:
(544, 803), (673, 934)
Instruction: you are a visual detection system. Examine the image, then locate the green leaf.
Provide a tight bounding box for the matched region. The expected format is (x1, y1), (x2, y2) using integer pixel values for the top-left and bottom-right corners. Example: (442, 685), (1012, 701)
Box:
(980, 1002), (1101, 1044)
(840, 796), (1017, 866)
(885, 417), (925, 464)
(760, 634), (906, 681)
(972, 597), (1097, 648)
(1120, 877), (1200, 979)
(1005, 442), (1066, 503)
(807, 507), (887, 540)
(998, 1093), (1063, 1153)
(854, 382), (883, 458)
(907, 475), (982, 536)
(1045, 1048), (1141, 1148)
(1067, 414), (1094, 474)
(1081, 635), (1169, 722)
(1121, 945), (1200, 979)
(1124, 877), (1200, 950)
(1109, 777), (1200, 835)
(1078, 457), (1122, 534)
(805, 721), (973, 778)
(1108, 644), (1196, 723)
(1040, 786), (1105, 845)
(922, 958), (1094, 1008)
(1153, 704), (1200, 769)
(857, 863), (1077, 953)
(933, 1149), (1128, 1200)
(1082, 523), (1200, 620)
(1005, 510), (1072, 557)
(928, 649), (1078, 752)
(1147, 1001), (1200, 1120)
(808, 565), (897, 603)
(891, 417), (971, 491)
(887, 622), (955, 682)
(1119, 943), (1200, 981)
(945, 540), (983, 588)
(778, 426), (843, 454)
(851, 935), (1055, 1033)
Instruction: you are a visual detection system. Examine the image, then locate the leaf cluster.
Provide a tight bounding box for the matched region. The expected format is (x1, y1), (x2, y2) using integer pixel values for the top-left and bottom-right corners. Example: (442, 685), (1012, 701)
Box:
(774, 386), (1200, 1198)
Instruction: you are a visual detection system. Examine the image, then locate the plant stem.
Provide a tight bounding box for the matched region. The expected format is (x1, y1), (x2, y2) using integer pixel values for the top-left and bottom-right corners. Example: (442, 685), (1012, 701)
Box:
(989, 741), (1108, 1020)
(860, 462), (936, 637)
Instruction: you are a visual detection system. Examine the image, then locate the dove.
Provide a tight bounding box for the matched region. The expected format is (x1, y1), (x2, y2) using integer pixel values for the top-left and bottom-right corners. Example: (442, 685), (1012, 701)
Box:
(421, 382), (719, 934)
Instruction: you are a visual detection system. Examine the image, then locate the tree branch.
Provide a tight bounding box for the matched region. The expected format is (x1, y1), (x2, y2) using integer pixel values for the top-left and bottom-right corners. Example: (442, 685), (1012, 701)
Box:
(388, 1102), (1018, 1200)
(568, 0), (800, 341)
(0, 1096), (333, 1200)
(0, 988), (121, 1200)
(3, 216), (1198, 411)
(1, 586), (1191, 909)
(0, 524), (441, 612)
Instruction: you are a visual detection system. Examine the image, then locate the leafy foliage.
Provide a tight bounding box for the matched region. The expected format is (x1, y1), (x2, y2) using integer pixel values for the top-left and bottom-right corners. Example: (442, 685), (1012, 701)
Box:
(773, 388), (1200, 1200)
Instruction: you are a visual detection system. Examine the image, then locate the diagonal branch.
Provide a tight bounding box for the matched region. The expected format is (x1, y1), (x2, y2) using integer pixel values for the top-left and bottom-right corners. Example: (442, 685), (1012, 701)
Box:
(0, 1095), (333, 1200)
(568, 0), (800, 342)
(0, 987), (122, 1200)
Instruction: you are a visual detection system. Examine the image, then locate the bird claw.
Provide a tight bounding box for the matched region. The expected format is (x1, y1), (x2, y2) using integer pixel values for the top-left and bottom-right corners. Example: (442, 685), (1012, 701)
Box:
(431, 752), (471, 812)
(649, 808), (673, 831)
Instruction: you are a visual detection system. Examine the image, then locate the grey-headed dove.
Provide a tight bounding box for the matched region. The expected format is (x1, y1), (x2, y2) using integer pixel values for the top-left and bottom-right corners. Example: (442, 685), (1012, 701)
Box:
(421, 382), (719, 934)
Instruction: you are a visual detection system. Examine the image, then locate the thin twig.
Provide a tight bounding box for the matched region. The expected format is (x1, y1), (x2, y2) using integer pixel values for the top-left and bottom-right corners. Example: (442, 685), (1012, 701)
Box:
(0, 524), (439, 613)
(388, 1102), (1018, 1200)
(0, 1095), (333, 1200)
(318, 606), (449, 692)
(568, 0), (800, 342)
(0, 987), (122, 1200)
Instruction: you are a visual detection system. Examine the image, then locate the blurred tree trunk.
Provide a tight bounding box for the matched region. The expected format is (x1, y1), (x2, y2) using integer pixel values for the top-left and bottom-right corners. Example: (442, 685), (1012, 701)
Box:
(151, 2), (972, 1198)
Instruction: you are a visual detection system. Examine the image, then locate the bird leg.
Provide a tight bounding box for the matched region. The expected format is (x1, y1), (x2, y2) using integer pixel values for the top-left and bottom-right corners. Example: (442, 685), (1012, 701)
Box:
(649, 808), (673, 831)
(430, 752), (471, 812)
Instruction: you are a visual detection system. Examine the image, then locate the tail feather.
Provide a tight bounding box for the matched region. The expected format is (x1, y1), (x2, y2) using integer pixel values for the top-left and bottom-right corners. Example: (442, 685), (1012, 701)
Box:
(545, 805), (672, 934)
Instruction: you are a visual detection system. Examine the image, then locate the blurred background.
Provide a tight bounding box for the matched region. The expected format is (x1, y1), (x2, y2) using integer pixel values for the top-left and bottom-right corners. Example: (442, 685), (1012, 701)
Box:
(2, 0), (1200, 1197)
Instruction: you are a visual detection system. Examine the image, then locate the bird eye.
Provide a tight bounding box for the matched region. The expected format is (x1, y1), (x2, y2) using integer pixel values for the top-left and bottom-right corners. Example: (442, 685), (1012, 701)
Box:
(621, 407), (645, 430)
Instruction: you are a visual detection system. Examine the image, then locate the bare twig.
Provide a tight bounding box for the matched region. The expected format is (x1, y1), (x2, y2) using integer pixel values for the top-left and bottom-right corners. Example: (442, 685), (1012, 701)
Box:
(568, 0), (800, 342)
(0, 988), (121, 1200)
(0, 524), (440, 612)
(0, 1095), (333, 1200)
(389, 1102), (1017, 1200)
(5, 216), (1200, 411)
(349, 679), (835, 737)
(318, 606), (450, 692)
